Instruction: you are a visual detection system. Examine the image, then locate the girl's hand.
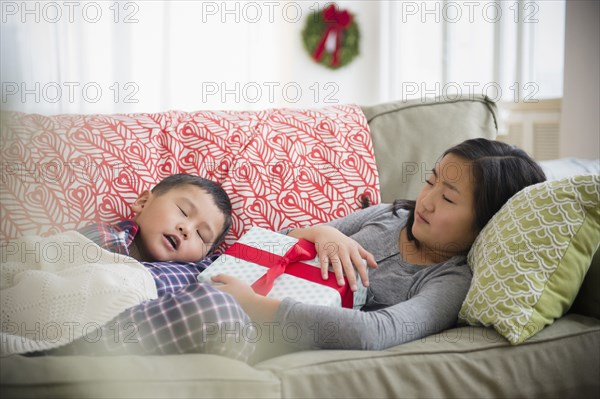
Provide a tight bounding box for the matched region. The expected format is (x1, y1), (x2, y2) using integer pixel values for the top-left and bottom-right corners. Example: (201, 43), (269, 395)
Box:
(289, 225), (377, 291)
(211, 274), (280, 322)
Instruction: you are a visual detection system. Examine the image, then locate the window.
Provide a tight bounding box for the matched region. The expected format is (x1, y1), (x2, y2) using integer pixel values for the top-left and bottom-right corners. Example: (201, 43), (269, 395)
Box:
(385, 0), (565, 104)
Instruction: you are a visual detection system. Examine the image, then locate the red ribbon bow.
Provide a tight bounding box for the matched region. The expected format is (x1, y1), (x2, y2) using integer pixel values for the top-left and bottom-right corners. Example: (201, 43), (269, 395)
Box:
(250, 239), (316, 295)
(313, 4), (353, 67)
(223, 238), (354, 308)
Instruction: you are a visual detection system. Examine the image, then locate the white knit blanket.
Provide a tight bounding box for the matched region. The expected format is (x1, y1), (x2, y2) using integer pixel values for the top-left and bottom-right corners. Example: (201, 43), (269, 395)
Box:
(0, 231), (158, 356)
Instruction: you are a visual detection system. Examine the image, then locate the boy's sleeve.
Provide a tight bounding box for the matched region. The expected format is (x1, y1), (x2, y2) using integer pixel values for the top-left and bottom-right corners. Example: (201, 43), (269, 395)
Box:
(141, 254), (219, 297)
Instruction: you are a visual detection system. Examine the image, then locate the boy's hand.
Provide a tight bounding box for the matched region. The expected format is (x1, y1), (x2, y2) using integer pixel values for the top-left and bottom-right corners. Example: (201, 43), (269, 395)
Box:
(211, 274), (280, 322)
(211, 274), (256, 305)
(289, 225), (377, 292)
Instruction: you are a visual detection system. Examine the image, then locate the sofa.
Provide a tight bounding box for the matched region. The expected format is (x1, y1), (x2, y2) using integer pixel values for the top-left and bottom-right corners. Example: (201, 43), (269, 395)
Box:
(1, 95), (599, 398)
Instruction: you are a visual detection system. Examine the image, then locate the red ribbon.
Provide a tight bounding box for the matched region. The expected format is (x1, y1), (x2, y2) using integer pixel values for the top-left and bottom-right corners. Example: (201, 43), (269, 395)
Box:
(313, 4), (353, 67)
(224, 239), (353, 308)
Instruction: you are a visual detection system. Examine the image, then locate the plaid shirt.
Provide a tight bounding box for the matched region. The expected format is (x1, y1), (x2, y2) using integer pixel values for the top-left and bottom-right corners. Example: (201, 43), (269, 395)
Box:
(78, 220), (217, 297)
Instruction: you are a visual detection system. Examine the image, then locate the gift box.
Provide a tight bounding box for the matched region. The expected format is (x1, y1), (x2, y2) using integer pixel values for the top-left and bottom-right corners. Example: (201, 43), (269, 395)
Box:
(198, 227), (367, 309)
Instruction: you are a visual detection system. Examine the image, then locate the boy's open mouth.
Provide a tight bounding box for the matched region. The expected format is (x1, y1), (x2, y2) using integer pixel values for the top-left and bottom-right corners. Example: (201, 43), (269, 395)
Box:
(165, 234), (178, 250)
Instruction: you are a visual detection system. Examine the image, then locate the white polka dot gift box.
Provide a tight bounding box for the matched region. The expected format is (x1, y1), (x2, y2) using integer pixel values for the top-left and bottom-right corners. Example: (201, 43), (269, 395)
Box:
(198, 227), (367, 309)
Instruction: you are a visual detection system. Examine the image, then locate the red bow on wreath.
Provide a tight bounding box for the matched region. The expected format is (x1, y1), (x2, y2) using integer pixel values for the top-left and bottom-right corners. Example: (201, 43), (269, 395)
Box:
(313, 4), (353, 67)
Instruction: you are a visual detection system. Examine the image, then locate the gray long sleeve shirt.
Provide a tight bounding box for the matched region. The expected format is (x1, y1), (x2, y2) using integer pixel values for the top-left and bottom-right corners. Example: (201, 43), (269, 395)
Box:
(273, 204), (473, 350)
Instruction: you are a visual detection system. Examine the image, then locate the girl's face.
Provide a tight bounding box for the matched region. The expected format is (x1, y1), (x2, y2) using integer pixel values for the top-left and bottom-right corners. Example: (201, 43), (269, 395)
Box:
(412, 153), (478, 258)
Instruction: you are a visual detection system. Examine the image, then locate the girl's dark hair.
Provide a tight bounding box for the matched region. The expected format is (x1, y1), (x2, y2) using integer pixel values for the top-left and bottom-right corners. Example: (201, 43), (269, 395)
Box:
(392, 138), (547, 244)
(151, 174), (232, 254)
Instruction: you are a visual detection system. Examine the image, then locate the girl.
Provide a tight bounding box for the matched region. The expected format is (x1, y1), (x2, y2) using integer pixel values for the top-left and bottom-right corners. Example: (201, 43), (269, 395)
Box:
(213, 138), (547, 350)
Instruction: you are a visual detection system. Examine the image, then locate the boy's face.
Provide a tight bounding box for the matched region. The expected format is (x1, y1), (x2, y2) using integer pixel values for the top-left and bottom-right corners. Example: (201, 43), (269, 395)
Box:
(131, 185), (226, 262)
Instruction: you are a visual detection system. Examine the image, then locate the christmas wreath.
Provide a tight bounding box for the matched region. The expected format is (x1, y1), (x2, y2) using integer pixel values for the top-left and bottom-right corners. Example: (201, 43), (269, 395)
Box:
(302, 4), (360, 69)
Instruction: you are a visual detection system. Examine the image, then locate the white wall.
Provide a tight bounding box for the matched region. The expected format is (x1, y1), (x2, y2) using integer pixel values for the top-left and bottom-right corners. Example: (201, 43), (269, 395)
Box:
(163, 0), (385, 111)
(267, 1), (384, 109)
(559, 0), (600, 159)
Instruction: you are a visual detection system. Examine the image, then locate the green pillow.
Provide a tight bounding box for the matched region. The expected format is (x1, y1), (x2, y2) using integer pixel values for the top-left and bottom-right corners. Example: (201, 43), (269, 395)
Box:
(459, 175), (600, 344)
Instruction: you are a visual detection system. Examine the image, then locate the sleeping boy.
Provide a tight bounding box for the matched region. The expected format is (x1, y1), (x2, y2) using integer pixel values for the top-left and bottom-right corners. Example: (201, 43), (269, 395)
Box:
(79, 173), (232, 296)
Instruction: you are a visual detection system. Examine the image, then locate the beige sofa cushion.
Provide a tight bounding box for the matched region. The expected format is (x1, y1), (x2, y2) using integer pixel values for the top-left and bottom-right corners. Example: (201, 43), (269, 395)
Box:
(362, 95), (498, 202)
(257, 314), (599, 399)
(0, 354), (280, 398)
(2, 315), (597, 398)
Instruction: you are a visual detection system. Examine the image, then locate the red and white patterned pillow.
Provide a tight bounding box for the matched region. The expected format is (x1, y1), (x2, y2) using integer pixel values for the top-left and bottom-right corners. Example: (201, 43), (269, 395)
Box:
(0, 105), (380, 248)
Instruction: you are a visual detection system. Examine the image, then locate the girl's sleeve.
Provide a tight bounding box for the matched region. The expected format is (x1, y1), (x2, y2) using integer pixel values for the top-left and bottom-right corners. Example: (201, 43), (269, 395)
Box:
(272, 265), (472, 350)
(279, 204), (393, 237)
(324, 204), (393, 236)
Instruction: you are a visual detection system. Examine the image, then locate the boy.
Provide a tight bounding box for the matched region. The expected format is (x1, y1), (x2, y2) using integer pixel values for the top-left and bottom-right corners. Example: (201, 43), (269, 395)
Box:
(79, 174), (232, 296)
(38, 174), (253, 360)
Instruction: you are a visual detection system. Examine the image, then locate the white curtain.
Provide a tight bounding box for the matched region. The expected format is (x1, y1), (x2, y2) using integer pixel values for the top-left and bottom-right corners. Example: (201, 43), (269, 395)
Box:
(1, 1), (564, 115)
(2, 1), (313, 114)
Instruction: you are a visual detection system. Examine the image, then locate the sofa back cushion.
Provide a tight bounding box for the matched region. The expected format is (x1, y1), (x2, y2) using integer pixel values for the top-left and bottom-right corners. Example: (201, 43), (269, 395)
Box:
(362, 95), (498, 202)
(0, 106), (380, 248)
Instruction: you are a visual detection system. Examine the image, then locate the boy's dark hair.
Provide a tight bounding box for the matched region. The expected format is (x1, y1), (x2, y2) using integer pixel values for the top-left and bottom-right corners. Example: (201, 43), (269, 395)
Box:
(392, 138), (547, 246)
(151, 174), (232, 254)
